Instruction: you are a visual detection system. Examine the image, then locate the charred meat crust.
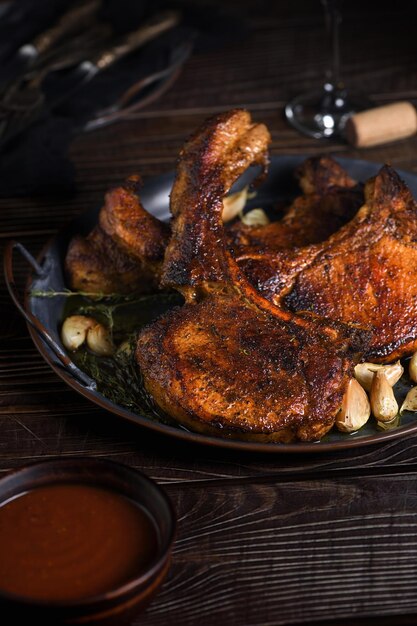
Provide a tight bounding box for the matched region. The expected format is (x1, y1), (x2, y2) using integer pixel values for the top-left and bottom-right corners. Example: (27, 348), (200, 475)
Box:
(65, 176), (170, 294)
(136, 295), (354, 442)
(65, 226), (152, 294)
(268, 166), (417, 362)
(229, 155), (363, 251)
(296, 155), (358, 195)
(99, 175), (170, 263)
(161, 109), (271, 290)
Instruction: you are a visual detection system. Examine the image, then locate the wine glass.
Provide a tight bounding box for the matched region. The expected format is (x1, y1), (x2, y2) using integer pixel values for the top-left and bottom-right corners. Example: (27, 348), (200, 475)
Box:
(285, 0), (367, 139)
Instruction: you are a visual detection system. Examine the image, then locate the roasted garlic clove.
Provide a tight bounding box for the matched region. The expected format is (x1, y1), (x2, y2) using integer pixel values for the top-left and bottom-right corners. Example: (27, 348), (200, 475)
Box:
(380, 361), (404, 386)
(116, 340), (133, 356)
(409, 352), (417, 383)
(353, 363), (375, 392)
(335, 378), (371, 433)
(370, 370), (399, 422)
(240, 208), (270, 227)
(86, 323), (114, 357)
(400, 386), (417, 414)
(222, 187), (248, 222)
(61, 315), (113, 357)
(61, 315), (96, 351)
(354, 361), (403, 392)
(377, 415), (401, 430)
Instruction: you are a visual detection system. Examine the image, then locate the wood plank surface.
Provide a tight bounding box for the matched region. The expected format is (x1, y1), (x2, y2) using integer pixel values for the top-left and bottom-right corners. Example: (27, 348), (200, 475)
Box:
(1, 2), (417, 624)
(144, 474), (417, 625)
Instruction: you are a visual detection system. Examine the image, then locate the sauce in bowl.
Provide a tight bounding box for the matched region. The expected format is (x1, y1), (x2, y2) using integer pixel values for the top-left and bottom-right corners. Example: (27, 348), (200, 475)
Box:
(0, 483), (159, 602)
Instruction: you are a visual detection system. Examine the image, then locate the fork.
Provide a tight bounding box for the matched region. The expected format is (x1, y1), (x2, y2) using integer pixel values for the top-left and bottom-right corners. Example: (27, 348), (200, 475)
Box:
(0, 20), (113, 107)
(0, 25), (112, 145)
(0, 0), (101, 92)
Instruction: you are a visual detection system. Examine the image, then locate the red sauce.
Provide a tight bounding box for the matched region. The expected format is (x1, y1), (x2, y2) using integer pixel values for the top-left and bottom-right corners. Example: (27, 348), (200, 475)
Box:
(0, 484), (159, 602)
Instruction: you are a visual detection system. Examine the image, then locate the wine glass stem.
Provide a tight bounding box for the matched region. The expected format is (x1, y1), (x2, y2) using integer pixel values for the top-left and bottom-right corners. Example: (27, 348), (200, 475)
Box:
(323, 0), (343, 88)
(331, 8), (341, 85)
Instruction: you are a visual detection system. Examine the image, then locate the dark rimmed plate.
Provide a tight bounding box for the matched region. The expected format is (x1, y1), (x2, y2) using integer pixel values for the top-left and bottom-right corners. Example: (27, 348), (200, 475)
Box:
(21, 156), (417, 453)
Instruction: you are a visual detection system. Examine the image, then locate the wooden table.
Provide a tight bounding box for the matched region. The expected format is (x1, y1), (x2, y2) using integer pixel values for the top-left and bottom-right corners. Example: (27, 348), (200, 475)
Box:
(2, 2), (417, 624)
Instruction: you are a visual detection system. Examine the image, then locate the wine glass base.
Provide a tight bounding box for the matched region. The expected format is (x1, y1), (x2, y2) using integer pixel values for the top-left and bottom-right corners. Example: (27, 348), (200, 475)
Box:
(285, 86), (369, 140)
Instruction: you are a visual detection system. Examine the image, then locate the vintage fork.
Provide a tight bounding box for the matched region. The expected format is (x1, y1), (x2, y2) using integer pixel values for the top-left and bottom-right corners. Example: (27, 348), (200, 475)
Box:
(0, 25), (112, 144)
(0, 0), (101, 91)
(0, 25), (112, 103)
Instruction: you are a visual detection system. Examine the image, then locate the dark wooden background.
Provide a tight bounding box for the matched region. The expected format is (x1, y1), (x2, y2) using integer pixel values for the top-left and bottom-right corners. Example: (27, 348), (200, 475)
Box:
(2, 2), (417, 624)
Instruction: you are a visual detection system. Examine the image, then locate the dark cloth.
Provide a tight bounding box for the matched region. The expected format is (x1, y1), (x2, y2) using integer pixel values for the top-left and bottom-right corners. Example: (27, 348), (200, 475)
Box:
(0, 1), (245, 197)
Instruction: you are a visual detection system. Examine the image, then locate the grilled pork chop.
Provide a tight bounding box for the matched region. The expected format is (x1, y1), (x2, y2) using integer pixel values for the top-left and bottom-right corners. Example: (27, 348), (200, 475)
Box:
(65, 176), (170, 294)
(65, 157), (362, 294)
(241, 165), (417, 362)
(65, 225), (149, 294)
(228, 156), (363, 251)
(136, 110), (368, 442)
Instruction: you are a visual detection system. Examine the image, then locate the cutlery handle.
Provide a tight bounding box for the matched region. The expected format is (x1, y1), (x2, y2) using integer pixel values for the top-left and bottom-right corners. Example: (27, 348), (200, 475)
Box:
(92, 11), (180, 71)
(3, 240), (96, 389)
(29, 0), (100, 56)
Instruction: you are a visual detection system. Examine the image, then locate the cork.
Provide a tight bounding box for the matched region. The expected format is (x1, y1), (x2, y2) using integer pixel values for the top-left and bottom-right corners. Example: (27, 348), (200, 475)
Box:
(345, 101), (417, 148)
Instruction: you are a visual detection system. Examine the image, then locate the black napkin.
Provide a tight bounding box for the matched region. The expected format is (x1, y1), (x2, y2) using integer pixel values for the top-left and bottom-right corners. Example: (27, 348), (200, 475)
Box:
(0, 0), (246, 197)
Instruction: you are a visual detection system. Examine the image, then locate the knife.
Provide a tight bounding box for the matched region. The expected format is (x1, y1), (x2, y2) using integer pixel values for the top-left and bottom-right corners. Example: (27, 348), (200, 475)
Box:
(0, 11), (181, 149)
(0, 0), (101, 90)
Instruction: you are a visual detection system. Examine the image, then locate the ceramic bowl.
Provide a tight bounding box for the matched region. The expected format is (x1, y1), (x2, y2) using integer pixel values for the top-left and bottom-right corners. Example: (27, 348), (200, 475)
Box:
(0, 457), (176, 625)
